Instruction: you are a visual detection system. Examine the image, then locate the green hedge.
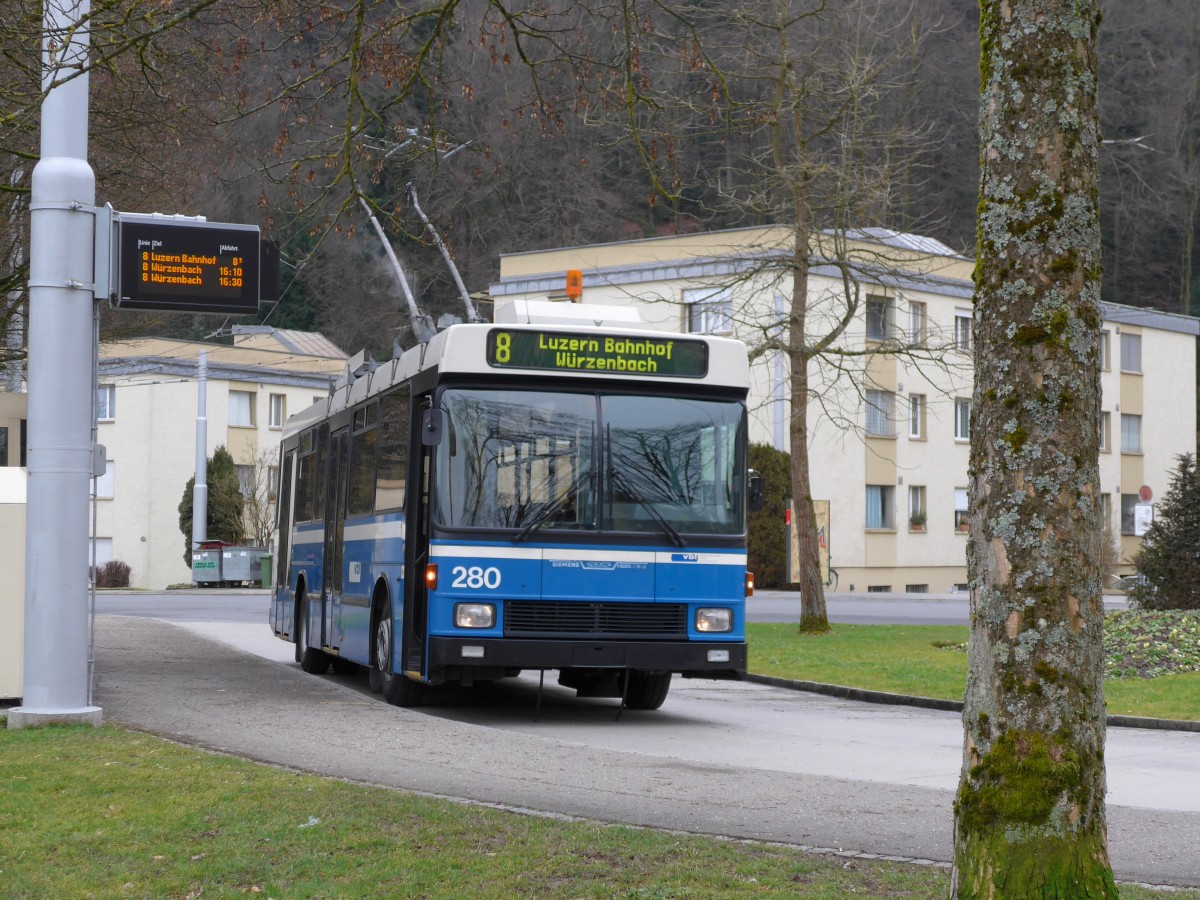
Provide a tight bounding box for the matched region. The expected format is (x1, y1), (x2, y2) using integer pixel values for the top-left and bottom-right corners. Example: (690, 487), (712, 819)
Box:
(748, 443), (792, 589)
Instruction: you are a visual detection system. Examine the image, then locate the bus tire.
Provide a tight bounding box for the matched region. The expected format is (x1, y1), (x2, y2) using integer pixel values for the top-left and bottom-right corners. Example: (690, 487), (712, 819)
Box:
(623, 670), (671, 710)
(296, 593), (330, 675)
(374, 597), (424, 707)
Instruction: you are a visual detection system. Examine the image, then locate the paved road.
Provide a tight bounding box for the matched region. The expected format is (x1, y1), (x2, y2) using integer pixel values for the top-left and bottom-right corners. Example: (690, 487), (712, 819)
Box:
(88, 592), (1199, 888)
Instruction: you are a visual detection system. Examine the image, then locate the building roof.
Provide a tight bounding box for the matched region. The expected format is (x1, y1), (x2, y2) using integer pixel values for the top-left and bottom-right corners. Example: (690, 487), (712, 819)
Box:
(231, 328), (348, 359)
(98, 333), (349, 388)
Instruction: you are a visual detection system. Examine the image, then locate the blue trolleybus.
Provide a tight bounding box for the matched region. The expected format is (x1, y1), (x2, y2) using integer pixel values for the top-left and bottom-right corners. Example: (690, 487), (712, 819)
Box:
(271, 306), (762, 710)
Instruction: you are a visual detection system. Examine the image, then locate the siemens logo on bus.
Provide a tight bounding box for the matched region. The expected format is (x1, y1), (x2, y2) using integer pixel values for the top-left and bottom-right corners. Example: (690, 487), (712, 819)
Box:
(487, 328), (709, 378)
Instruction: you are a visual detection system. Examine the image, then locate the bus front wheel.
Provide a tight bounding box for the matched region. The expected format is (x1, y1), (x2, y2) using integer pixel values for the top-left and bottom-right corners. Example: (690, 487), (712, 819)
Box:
(623, 670), (671, 710)
(373, 598), (423, 708)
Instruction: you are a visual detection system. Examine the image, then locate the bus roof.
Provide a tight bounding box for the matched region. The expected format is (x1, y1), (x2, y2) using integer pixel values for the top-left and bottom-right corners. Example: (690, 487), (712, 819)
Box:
(282, 319), (750, 440)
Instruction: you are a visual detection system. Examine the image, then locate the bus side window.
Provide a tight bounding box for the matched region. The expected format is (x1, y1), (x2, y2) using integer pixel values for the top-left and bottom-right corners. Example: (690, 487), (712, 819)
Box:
(376, 389), (410, 512)
(296, 450), (312, 521)
(348, 401), (379, 517)
(313, 424), (328, 520)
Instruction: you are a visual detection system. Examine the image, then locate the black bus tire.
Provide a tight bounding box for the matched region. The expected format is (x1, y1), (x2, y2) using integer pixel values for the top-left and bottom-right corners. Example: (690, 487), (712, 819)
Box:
(374, 597), (424, 707)
(623, 670), (671, 710)
(296, 594), (330, 674)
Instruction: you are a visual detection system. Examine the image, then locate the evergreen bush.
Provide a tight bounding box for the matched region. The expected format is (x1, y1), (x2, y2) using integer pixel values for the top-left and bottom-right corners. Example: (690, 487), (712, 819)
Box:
(748, 443), (792, 589)
(1130, 453), (1200, 610)
(178, 446), (247, 567)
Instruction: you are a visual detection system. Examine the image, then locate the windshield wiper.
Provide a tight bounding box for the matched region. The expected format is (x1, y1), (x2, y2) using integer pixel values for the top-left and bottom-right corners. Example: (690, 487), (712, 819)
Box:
(512, 469), (594, 543)
(608, 468), (686, 548)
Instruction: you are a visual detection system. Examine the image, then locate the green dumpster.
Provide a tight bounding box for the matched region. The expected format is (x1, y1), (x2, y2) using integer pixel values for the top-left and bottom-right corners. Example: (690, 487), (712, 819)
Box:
(260, 553), (272, 587)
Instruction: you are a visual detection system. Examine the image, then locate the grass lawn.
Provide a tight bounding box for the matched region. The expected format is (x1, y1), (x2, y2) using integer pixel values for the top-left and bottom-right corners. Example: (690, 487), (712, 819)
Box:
(747, 619), (1200, 722)
(0, 725), (943, 899)
(0, 725), (1193, 899)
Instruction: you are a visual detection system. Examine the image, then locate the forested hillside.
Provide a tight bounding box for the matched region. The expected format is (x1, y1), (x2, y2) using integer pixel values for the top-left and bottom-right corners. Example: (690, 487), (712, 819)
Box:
(1, 0), (1196, 358)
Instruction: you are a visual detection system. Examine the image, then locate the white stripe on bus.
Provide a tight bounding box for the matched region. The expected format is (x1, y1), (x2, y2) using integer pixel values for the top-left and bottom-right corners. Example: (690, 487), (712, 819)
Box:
(290, 519), (406, 545)
(430, 545), (746, 566)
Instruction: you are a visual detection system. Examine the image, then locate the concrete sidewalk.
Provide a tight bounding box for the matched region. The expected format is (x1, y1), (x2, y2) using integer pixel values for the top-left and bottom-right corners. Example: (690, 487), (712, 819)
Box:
(93, 615), (1200, 888)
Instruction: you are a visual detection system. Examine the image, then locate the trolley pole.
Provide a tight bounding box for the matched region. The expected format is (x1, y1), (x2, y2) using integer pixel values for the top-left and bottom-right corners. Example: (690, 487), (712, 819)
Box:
(9, 0), (102, 728)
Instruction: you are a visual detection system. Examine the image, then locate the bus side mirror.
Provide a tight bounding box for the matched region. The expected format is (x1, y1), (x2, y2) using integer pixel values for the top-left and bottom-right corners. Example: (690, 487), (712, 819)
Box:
(421, 408), (445, 447)
(747, 471), (765, 513)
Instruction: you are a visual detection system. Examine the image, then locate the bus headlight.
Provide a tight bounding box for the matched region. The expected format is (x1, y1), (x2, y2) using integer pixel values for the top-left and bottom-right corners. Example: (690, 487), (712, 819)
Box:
(455, 603), (496, 629)
(695, 607), (732, 633)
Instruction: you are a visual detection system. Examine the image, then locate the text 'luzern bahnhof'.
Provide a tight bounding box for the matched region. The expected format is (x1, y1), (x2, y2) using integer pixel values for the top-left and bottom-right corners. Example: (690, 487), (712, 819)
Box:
(486, 328), (710, 378)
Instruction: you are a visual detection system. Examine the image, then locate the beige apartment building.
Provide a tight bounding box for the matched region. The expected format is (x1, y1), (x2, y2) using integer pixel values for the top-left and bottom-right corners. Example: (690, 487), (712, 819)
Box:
(490, 226), (1199, 591)
(93, 329), (347, 588)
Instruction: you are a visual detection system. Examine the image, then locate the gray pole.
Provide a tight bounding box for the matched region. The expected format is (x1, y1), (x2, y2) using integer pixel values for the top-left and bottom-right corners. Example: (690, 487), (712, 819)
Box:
(192, 351), (208, 554)
(9, 0), (102, 728)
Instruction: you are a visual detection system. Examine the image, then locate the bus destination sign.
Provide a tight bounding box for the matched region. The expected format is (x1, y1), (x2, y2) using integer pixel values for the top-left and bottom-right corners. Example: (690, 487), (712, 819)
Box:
(116, 214), (261, 315)
(487, 328), (709, 378)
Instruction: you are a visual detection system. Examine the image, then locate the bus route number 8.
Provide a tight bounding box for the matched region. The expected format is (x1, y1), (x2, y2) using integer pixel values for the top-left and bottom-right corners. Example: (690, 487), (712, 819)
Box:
(451, 565), (502, 590)
(494, 332), (511, 364)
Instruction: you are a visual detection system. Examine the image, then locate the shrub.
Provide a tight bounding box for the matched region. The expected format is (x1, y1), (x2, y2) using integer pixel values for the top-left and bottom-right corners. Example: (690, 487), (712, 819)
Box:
(1131, 453), (1200, 610)
(748, 443), (792, 589)
(94, 559), (132, 589)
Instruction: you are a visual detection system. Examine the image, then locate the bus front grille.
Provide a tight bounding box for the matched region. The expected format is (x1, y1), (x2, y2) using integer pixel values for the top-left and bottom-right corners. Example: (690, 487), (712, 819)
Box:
(504, 601), (688, 640)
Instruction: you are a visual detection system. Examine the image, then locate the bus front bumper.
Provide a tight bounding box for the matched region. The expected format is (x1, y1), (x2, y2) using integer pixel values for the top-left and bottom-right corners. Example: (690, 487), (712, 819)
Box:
(427, 636), (746, 682)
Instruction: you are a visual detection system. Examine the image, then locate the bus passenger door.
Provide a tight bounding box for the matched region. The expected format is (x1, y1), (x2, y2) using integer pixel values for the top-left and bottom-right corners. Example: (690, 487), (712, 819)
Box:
(270, 451), (295, 636)
(322, 428), (350, 651)
(402, 411), (434, 678)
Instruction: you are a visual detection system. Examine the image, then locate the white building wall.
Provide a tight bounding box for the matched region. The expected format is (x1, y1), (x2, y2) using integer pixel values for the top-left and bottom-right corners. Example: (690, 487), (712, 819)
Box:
(94, 362), (338, 590)
(492, 228), (1198, 591)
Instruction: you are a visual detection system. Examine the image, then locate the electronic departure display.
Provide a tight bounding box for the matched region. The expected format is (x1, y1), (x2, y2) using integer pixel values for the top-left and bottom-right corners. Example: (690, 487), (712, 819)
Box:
(487, 328), (709, 378)
(116, 215), (261, 315)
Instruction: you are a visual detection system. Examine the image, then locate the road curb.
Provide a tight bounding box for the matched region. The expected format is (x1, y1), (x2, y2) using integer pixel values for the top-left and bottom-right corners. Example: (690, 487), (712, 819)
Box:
(746, 674), (1200, 733)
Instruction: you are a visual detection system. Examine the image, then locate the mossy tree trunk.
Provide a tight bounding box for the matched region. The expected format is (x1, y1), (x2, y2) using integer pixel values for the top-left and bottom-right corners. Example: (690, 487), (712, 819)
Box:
(954, 0), (1117, 896)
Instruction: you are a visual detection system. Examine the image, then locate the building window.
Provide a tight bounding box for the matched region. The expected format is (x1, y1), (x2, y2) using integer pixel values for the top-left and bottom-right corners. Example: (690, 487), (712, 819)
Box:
(0, 426), (7, 467)
(909, 394), (925, 439)
(909, 485), (926, 529)
(97, 385), (116, 421)
(867, 585), (892, 593)
(1120, 333), (1142, 373)
(89, 537), (114, 571)
(269, 394), (286, 430)
(1120, 414), (1142, 454)
(1099, 330), (1110, 370)
(683, 287), (733, 335)
(866, 295), (892, 341)
(1099, 411), (1110, 453)
(907, 301), (927, 346)
(94, 461), (114, 499)
(906, 584), (929, 593)
(954, 310), (973, 352)
(229, 390), (256, 427)
(235, 464), (255, 498)
(955, 487), (969, 533)
(865, 390), (894, 437)
(1120, 494), (1138, 535)
(866, 484), (894, 530)
(954, 398), (971, 441)
(1099, 493), (1111, 533)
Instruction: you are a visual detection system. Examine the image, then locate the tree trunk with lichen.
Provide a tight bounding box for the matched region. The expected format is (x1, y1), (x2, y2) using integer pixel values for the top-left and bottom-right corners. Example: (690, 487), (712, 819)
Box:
(953, 0), (1117, 896)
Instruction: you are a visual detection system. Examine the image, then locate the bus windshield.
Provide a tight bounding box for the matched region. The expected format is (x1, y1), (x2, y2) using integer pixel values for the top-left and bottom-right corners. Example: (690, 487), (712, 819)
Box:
(434, 388), (746, 537)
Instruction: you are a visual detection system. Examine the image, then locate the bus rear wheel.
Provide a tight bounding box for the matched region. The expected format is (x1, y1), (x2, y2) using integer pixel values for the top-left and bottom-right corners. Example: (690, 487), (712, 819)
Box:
(373, 597), (423, 708)
(295, 594), (330, 675)
(623, 670), (671, 710)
